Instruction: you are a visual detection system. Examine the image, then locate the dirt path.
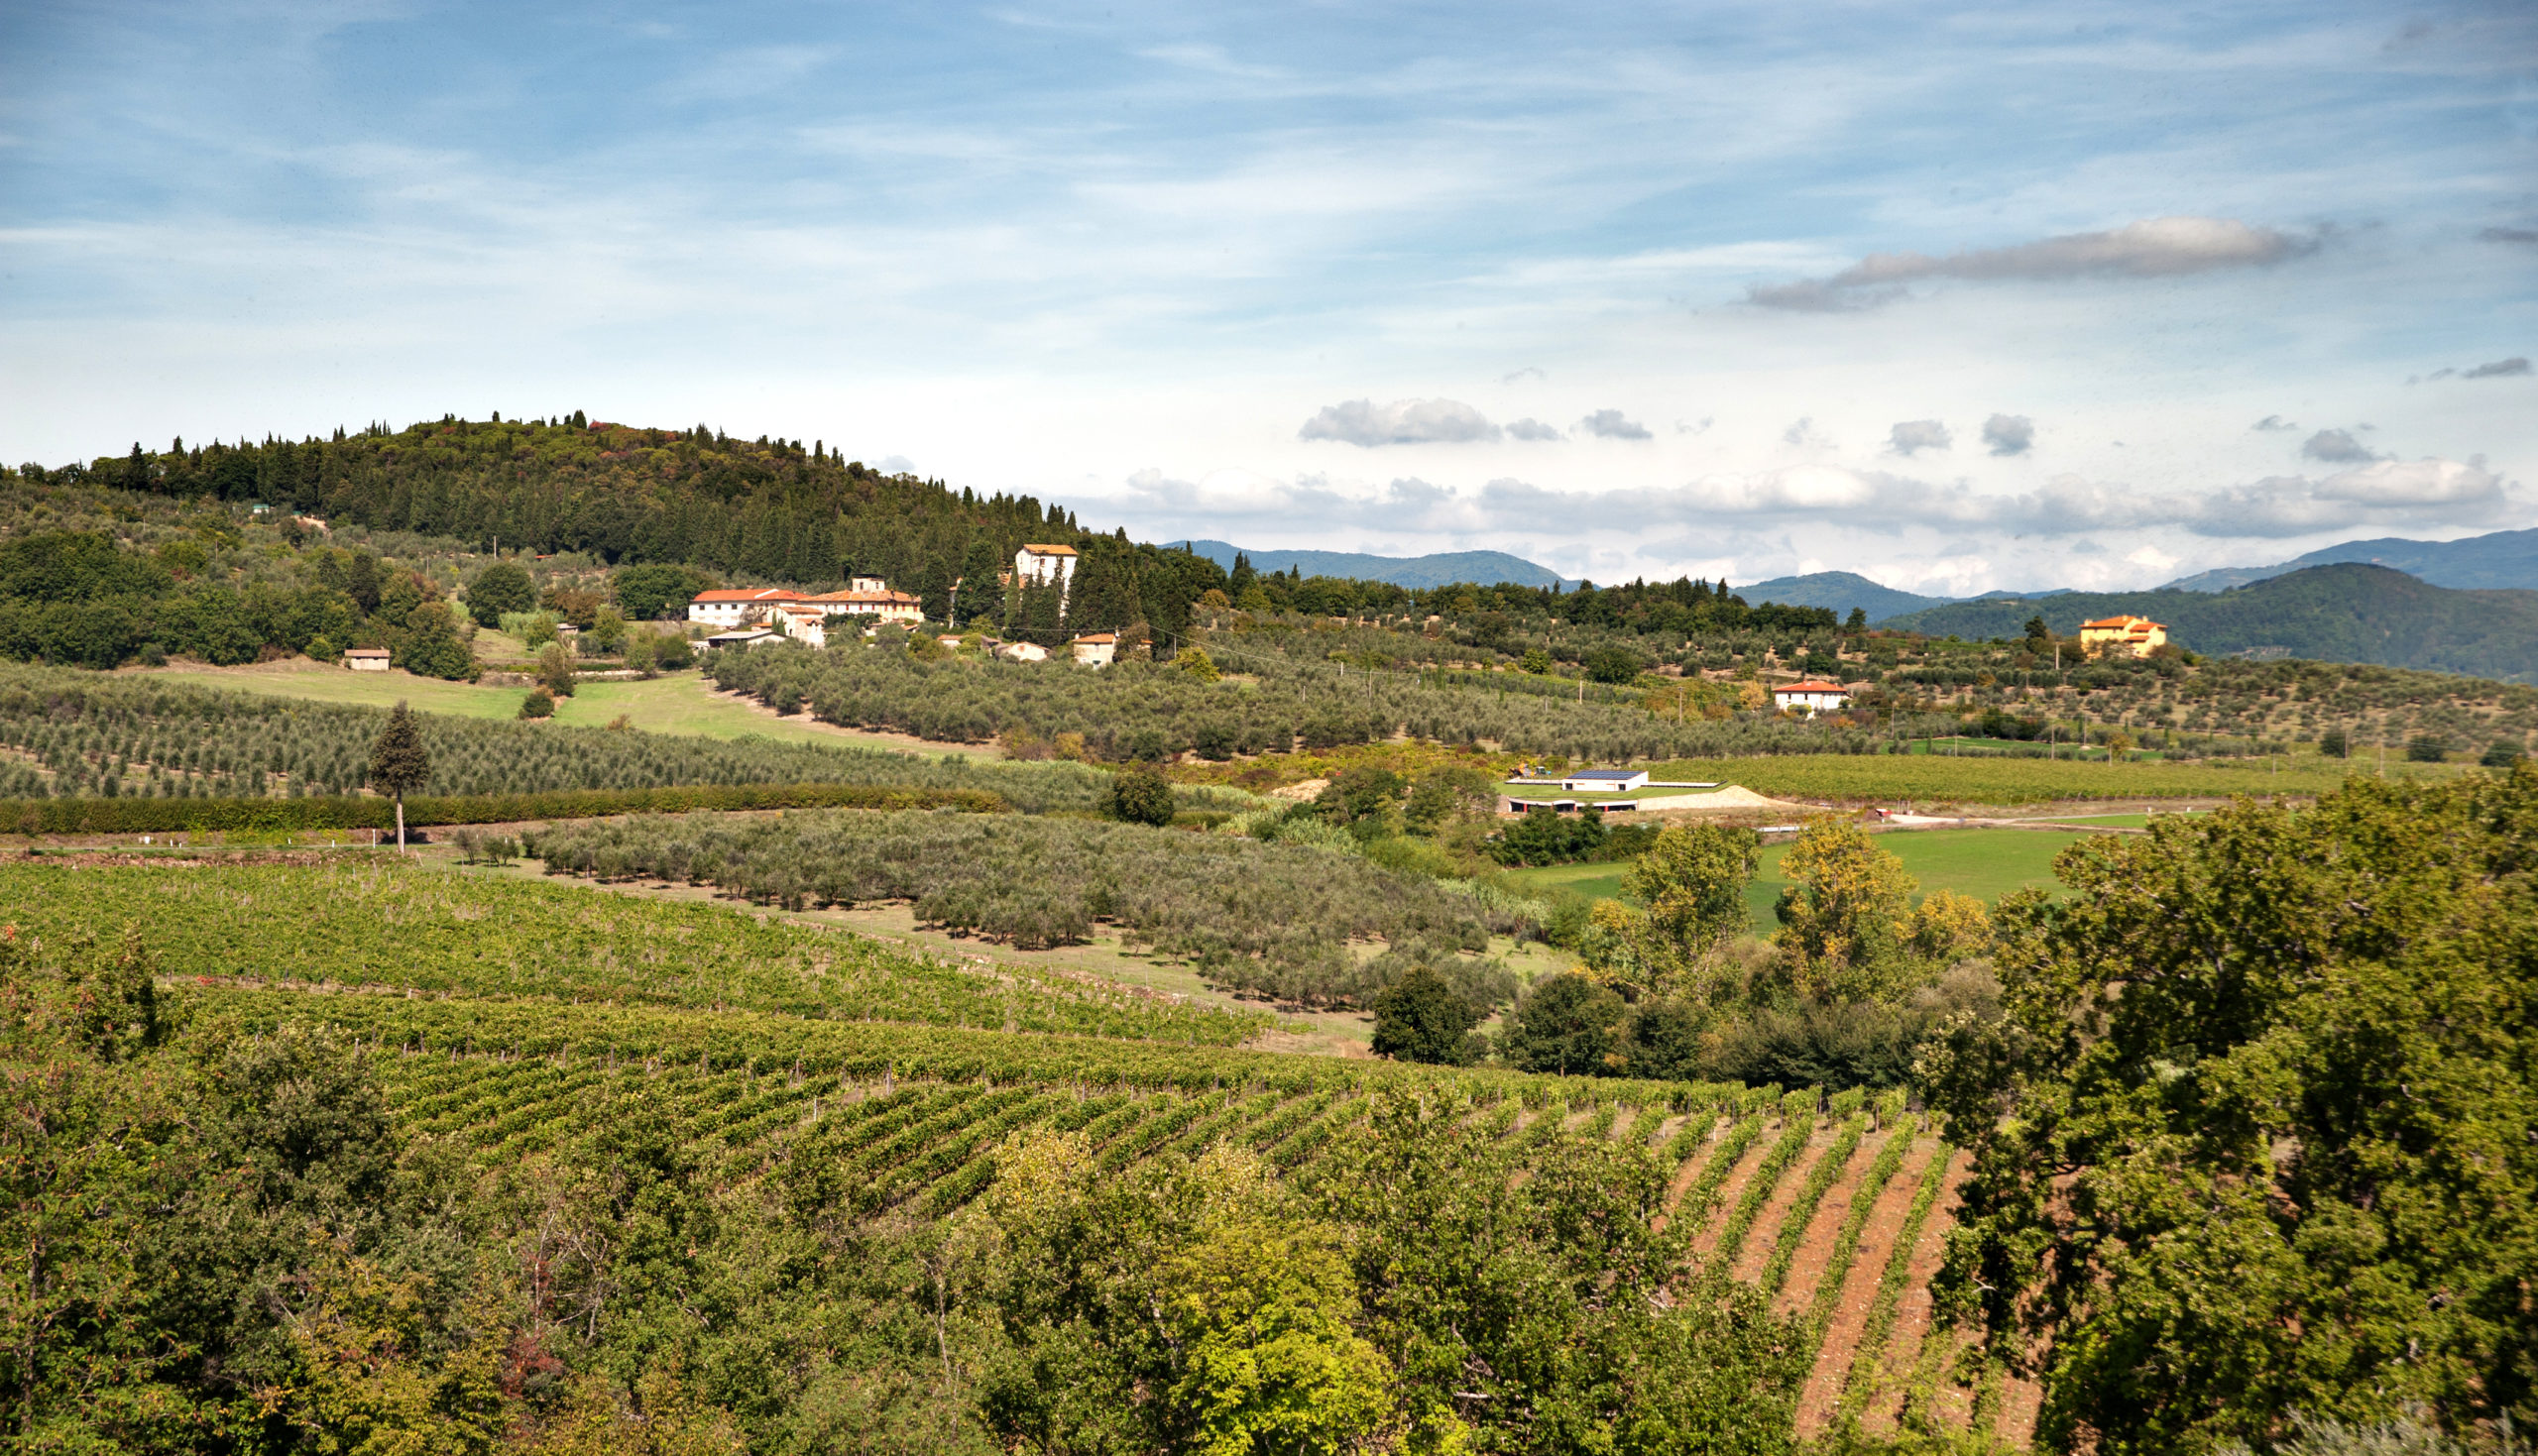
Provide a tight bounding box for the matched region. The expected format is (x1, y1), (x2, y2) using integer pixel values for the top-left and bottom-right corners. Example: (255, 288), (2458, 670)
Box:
(1730, 1129), (1839, 1283)
(1861, 1149), (1974, 1434)
(1655, 1115), (1727, 1228)
(1687, 1125), (1781, 1257)
(1773, 1128), (1893, 1315)
(1792, 1135), (1941, 1436)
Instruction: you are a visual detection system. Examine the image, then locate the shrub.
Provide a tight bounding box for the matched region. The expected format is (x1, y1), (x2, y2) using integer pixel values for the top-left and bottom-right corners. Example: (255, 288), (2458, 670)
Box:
(2480, 740), (2525, 769)
(1107, 767), (1176, 827)
(2405, 732), (2450, 763)
(1370, 966), (1481, 1064)
(519, 687), (555, 720)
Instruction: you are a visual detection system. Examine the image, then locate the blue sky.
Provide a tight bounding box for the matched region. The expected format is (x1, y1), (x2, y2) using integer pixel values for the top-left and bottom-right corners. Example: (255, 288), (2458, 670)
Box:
(3, 0), (2533, 592)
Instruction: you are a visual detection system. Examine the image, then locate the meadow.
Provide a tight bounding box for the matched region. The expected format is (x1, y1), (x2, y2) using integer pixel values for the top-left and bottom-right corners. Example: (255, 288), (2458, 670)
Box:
(142, 656), (1002, 755)
(1506, 825), (2094, 926)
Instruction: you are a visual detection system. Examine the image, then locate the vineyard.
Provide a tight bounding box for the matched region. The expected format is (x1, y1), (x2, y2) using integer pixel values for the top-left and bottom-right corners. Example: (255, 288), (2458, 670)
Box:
(3, 861), (1270, 1045)
(206, 983), (2025, 1445)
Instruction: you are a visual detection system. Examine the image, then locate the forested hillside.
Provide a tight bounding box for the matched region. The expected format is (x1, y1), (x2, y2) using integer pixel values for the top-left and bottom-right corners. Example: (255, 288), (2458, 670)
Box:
(10, 414), (1225, 644)
(1877, 564), (2538, 681)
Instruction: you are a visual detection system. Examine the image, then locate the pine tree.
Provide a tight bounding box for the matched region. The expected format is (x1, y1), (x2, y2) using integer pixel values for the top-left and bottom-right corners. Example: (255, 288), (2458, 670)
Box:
(367, 702), (431, 850)
(954, 537), (1001, 628)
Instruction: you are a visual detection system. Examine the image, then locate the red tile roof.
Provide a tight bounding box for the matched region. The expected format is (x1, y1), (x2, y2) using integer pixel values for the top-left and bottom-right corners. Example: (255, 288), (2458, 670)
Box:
(1780, 679), (1846, 692)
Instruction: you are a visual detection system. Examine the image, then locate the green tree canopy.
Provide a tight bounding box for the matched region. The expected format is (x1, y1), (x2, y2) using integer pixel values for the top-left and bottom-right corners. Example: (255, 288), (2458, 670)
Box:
(1918, 768), (2538, 1455)
(1369, 965), (1481, 1064)
(462, 560), (536, 627)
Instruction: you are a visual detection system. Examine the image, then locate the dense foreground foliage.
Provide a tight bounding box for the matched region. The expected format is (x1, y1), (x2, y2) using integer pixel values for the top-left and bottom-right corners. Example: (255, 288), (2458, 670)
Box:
(0, 664), (1108, 810)
(1922, 765), (2538, 1454)
(5, 939), (1839, 1454)
(526, 808), (1528, 1007)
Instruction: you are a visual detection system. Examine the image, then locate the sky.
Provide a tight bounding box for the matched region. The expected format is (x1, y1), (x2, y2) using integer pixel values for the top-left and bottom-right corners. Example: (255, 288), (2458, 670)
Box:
(3, 0), (2534, 595)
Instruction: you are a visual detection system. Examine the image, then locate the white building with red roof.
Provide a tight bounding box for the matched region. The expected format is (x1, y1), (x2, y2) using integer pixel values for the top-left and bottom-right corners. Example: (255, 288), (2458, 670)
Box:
(1773, 679), (1851, 715)
(687, 587), (803, 627)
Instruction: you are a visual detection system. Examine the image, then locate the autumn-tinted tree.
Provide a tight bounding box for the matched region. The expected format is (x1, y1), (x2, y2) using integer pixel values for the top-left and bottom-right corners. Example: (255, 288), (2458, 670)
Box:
(1105, 766), (1175, 827)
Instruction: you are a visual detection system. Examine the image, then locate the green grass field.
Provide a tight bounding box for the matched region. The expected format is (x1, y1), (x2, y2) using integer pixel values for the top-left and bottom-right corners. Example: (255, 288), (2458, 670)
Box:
(1505, 826), (2094, 928)
(1638, 752), (2430, 805)
(137, 661), (997, 756)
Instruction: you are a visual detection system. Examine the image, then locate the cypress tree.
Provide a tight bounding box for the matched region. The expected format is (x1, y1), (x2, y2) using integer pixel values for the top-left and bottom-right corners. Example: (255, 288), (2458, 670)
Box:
(367, 702), (431, 850)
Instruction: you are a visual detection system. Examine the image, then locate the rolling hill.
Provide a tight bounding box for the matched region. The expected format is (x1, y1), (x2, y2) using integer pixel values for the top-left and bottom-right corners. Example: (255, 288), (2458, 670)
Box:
(1729, 571), (1952, 620)
(1874, 563), (2538, 682)
(2162, 525), (2538, 593)
(1167, 539), (1578, 589)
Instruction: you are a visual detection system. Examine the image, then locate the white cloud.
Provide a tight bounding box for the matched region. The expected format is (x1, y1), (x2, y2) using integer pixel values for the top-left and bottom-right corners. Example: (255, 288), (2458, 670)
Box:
(2300, 427), (2377, 463)
(1889, 419), (1951, 455)
(2250, 414), (2299, 431)
(1749, 216), (2317, 310)
(1981, 413), (2033, 455)
(1298, 397), (1500, 446)
(1577, 408), (1651, 440)
(1782, 416), (1825, 447)
(1505, 417), (1563, 441)
(877, 454), (917, 473)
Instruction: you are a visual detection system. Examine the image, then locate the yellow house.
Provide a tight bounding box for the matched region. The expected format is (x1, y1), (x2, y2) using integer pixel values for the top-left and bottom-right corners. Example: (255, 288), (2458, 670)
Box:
(2079, 615), (2168, 658)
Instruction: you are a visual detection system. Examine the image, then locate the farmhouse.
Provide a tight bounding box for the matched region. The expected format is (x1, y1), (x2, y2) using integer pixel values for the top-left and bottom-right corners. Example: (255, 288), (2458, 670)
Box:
(1014, 544), (1078, 607)
(797, 586), (923, 627)
(2079, 615), (2167, 658)
(702, 628), (780, 649)
(687, 588), (803, 627)
(1069, 631), (1117, 667)
(1773, 680), (1849, 715)
(343, 648), (391, 672)
(996, 641), (1050, 663)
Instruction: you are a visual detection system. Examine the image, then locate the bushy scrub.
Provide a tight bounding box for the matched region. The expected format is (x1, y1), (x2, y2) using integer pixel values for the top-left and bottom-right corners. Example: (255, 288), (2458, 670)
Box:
(526, 808), (1526, 1006)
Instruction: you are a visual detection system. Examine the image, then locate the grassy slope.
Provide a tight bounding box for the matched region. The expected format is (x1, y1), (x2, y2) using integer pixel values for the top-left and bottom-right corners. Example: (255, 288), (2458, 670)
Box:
(1638, 752), (2439, 804)
(1506, 827), (2091, 926)
(136, 661), (997, 756)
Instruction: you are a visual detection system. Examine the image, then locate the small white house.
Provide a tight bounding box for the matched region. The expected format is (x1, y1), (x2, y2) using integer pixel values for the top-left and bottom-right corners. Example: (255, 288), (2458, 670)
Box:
(1773, 679), (1850, 716)
(343, 648), (392, 672)
(703, 628), (780, 649)
(996, 641), (1050, 663)
(1069, 631), (1117, 668)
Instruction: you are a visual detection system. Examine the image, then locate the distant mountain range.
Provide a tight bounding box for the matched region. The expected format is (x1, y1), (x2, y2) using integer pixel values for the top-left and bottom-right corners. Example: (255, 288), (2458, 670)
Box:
(2160, 526), (2538, 593)
(1166, 540), (1579, 590)
(1872, 564), (2538, 683)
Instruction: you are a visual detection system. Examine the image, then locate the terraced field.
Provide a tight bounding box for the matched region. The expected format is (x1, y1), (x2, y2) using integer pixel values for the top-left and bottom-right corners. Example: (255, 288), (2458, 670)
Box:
(212, 984), (2019, 1445)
